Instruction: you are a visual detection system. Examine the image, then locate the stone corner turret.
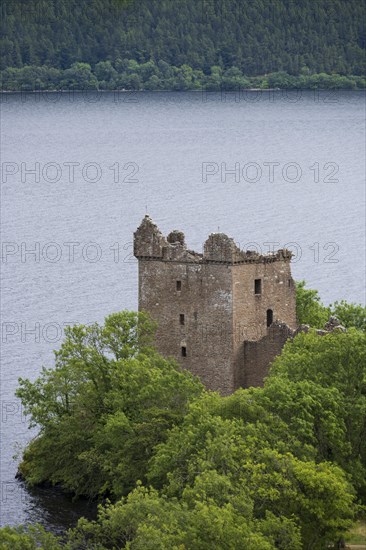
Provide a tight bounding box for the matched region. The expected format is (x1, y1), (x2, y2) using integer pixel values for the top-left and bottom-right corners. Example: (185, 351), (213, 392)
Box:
(133, 215), (168, 259)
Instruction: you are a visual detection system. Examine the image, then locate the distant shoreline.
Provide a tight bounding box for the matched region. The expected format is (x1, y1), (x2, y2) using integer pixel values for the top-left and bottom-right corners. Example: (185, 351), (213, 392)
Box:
(1, 87), (365, 93)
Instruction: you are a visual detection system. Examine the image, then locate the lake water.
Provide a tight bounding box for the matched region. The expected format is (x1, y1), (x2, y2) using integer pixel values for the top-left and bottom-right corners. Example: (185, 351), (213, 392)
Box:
(1, 90), (365, 532)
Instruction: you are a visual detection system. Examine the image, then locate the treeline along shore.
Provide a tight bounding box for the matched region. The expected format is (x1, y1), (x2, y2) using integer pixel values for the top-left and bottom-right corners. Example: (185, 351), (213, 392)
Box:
(1, 62), (365, 92)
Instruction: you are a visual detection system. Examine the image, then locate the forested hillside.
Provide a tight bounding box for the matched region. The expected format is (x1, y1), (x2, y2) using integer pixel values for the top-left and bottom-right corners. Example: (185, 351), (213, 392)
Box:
(0, 0), (365, 91)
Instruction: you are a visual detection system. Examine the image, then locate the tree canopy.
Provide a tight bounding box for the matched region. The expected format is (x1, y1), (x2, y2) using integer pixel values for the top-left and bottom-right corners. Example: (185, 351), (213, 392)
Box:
(296, 280), (366, 331)
(1, 0), (365, 91)
(16, 311), (204, 499)
(3, 297), (365, 548)
(1, 0), (365, 75)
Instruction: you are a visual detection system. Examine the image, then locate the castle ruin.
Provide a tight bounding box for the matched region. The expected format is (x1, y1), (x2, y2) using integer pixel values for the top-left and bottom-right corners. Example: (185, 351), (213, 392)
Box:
(134, 216), (297, 395)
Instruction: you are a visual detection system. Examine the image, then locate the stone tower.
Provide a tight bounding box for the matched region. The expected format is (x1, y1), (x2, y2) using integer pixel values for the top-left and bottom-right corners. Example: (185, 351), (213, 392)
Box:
(134, 216), (297, 395)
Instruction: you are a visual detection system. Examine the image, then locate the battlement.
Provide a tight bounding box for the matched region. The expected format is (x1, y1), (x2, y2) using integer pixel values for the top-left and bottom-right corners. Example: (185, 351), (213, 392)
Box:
(134, 216), (292, 265)
(203, 233), (292, 264)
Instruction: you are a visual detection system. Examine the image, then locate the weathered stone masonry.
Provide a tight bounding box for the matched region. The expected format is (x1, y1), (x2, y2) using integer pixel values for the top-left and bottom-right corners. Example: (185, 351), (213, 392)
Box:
(134, 216), (297, 395)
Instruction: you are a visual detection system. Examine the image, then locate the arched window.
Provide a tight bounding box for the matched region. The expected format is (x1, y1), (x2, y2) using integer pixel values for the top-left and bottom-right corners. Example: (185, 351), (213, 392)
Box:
(267, 309), (273, 327)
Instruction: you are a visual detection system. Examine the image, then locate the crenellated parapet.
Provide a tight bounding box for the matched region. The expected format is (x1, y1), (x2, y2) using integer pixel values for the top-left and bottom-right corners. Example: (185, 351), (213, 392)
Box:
(203, 233), (293, 264)
(134, 217), (293, 265)
(134, 216), (202, 262)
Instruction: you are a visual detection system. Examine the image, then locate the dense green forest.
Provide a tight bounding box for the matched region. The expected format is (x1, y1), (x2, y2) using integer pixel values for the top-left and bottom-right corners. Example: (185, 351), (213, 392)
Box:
(0, 287), (365, 548)
(1, 0), (365, 91)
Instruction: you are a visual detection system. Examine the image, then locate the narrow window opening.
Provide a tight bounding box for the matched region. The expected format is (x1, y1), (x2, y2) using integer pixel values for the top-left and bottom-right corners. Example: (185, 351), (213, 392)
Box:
(288, 279), (291, 287)
(255, 279), (262, 295)
(194, 312), (198, 321)
(176, 280), (182, 291)
(181, 346), (187, 357)
(267, 309), (273, 327)
(179, 314), (185, 325)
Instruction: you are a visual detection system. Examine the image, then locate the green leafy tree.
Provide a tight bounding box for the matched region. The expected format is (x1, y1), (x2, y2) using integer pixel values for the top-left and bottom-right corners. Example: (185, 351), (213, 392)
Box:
(147, 392), (356, 549)
(61, 62), (98, 90)
(125, 73), (142, 90)
(295, 280), (330, 327)
(94, 60), (118, 86)
(267, 329), (366, 500)
(16, 311), (203, 499)
(0, 525), (62, 550)
(67, 483), (300, 550)
(145, 75), (161, 90)
(330, 300), (366, 331)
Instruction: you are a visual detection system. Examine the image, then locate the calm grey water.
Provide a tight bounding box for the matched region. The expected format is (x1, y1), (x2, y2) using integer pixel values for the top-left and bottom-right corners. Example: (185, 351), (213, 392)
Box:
(1, 90), (365, 532)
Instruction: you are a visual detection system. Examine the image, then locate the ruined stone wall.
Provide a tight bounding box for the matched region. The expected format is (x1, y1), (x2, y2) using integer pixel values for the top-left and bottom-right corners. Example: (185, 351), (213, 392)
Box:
(232, 258), (297, 387)
(242, 323), (293, 387)
(138, 259), (236, 395)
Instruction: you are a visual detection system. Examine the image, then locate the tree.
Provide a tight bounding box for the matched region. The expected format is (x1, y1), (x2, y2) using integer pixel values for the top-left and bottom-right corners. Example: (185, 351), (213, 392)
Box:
(330, 300), (366, 331)
(94, 60), (117, 83)
(145, 75), (161, 90)
(147, 391), (356, 548)
(68, 483), (300, 550)
(61, 62), (98, 90)
(267, 329), (366, 500)
(126, 72), (142, 90)
(295, 280), (330, 327)
(0, 525), (62, 550)
(16, 311), (203, 499)
(296, 280), (366, 332)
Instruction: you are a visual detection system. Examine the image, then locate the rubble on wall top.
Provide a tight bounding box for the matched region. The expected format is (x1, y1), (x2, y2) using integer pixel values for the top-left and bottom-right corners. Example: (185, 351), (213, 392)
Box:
(203, 233), (292, 264)
(167, 230), (185, 246)
(296, 316), (347, 336)
(134, 216), (293, 264)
